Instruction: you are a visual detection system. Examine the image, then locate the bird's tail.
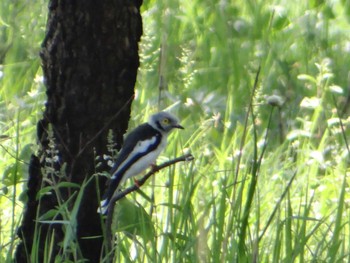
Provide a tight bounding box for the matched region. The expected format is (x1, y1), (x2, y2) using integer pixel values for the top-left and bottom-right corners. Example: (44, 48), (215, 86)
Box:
(97, 199), (109, 215)
(97, 171), (124, 215)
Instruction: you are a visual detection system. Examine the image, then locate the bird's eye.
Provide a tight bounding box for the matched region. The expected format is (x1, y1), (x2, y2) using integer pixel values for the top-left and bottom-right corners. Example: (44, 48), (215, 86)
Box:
(162, 118), (170, 124)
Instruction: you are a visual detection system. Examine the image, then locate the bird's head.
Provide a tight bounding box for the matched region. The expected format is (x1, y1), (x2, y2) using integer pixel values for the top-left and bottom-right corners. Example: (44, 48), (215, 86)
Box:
(149, 111), (184, 133)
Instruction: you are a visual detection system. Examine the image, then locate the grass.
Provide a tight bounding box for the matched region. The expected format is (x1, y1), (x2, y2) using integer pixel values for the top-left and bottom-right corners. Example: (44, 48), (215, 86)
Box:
(1, 0), (350, 262)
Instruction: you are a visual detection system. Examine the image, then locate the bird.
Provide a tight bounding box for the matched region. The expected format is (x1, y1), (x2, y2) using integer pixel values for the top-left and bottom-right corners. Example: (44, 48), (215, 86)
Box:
(98, 111), (184, 214)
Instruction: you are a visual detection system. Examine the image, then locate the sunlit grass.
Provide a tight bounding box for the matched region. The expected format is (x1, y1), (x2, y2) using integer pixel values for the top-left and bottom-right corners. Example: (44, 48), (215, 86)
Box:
(1, 0), (350, 262)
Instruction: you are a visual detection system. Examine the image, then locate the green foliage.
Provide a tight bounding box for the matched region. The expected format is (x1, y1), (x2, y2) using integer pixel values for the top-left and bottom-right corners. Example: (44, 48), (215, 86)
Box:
(1, 0), (350, 262)
(112, 197), (155, 242)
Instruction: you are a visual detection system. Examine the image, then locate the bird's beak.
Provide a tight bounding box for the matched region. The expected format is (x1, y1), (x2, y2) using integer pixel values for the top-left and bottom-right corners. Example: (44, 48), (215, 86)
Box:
(174, 124), (184, 129)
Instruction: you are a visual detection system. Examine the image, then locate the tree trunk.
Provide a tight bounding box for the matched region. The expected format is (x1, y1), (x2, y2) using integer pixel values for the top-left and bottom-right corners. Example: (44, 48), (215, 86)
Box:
(15, 0), (143, 262)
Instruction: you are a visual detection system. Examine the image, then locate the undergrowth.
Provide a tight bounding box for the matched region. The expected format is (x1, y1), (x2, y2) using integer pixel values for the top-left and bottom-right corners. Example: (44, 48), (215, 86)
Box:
(1, 0), (350, 262)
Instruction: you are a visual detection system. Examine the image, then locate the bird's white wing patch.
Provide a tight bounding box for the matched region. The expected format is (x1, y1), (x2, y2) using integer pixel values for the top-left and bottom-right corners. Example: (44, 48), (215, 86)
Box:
(135, 136), (157, 152)
(111, 136), (158, 179)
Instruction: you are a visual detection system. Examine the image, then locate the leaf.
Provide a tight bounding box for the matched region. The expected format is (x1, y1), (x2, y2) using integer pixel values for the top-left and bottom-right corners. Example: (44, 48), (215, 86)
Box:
(36, 186), (54, 200)
(18, 190), (28, 203)
(272, 7), (290, 31)
(286, 129), (312, 140)
(55, 182), (81, 189)
(39, 220), (70, 225)
(272, 15), (289, 30)
(310, 0), (324, 8)
(38, 209), (60, 221)
(297, 74), (317, 84)
(329, 85), (343, 94)
(300, 97), (320, 109)
(2, 163), (23, 186)
(322, 5), (335, 19)
(19, 144), (33, 162)
(112, 198), (155, 242)
(2, 144), (33, 186)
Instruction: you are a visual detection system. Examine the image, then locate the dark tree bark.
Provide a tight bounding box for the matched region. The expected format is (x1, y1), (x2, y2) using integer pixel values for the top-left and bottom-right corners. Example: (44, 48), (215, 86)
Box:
(15, 0), (142, 262)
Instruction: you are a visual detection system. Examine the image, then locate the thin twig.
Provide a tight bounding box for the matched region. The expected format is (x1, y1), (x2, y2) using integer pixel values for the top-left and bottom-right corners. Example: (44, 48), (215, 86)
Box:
(104, 153), (194, 262)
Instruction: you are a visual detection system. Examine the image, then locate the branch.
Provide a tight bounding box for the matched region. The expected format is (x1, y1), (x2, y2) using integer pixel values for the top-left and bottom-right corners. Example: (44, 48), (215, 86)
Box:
(104, 153), (194, 261)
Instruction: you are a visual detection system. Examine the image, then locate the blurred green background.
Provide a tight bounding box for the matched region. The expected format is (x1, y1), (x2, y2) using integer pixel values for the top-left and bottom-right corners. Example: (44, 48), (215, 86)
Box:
(1, 0), (350, 261)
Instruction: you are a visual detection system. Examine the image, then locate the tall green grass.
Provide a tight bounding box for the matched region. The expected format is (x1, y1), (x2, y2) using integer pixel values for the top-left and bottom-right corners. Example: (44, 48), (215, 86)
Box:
(1, 0), (350, 261)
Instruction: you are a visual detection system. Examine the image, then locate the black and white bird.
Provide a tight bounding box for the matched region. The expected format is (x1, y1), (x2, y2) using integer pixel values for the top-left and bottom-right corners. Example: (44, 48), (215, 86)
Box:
(98, 111), (184, 214)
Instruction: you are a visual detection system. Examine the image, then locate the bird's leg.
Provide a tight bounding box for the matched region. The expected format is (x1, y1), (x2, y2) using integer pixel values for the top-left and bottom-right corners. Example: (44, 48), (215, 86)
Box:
(133, 178), (141, 188)
(133, 163), (159, 187)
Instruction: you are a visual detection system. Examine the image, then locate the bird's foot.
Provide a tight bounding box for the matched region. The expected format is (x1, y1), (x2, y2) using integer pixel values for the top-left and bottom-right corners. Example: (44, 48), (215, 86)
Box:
(133, 178), (141, 188)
